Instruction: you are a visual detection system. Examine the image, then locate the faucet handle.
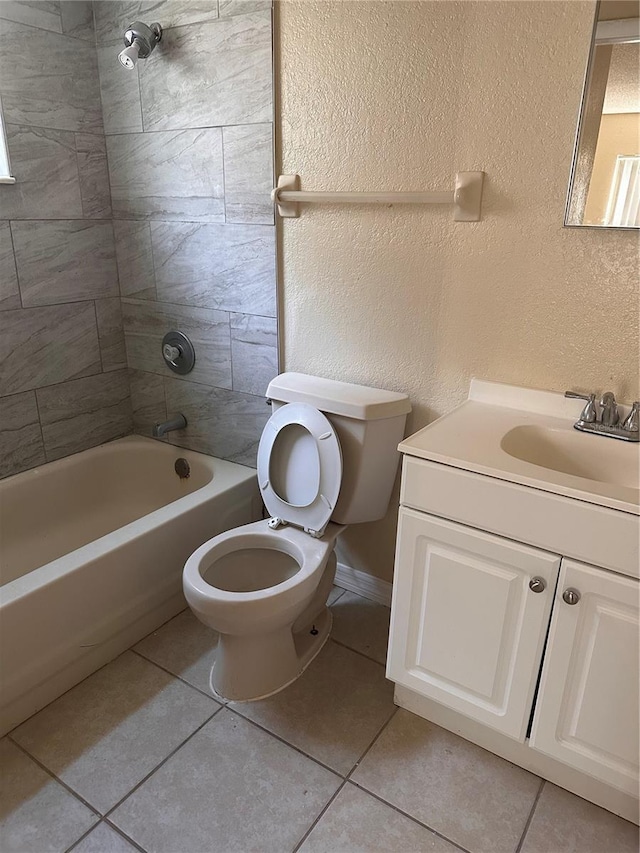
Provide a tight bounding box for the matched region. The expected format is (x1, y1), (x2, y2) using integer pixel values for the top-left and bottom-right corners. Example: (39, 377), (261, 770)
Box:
(564, 391), (597, 423)
(622, 402), (640, 433)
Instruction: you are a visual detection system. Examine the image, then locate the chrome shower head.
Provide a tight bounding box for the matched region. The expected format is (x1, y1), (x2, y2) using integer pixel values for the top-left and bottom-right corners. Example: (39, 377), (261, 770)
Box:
(118, 21), (162, 70)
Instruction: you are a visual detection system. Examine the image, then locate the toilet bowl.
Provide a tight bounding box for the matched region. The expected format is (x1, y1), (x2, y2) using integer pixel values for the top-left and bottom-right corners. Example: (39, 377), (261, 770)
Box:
(183, 520), (343, 701)
(183, 373), (411, 703)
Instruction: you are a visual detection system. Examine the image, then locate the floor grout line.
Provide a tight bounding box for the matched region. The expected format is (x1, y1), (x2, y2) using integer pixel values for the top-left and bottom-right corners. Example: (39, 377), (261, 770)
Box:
(514, 777), (546, 853)
(328, 636), (387, 668)
(347, 778), (474, 853)
(223, 704), (344, 780)
(103, 817), (148, 853)
(7, 737), (102, 819)
(101, 705), (224, 821)
(129, 647), (226, 705)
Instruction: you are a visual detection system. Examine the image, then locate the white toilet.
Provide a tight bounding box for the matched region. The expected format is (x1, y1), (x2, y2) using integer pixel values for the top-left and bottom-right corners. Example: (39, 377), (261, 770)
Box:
(183, 373), (411, 701)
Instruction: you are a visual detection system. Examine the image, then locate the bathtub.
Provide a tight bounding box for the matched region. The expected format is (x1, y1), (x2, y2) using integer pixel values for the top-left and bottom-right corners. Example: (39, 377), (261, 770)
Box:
(0, 436), (261, 736)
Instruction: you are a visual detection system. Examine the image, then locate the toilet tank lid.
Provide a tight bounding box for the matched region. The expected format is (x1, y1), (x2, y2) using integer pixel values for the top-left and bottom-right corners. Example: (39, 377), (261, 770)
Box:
(266, 373), (411, 421)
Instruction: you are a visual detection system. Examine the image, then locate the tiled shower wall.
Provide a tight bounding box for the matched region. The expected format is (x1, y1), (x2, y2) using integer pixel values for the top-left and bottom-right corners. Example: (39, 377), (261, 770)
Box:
(0, 1), (131, 480)
(95, 0), (277, 467)
(0, 0), (277, 479)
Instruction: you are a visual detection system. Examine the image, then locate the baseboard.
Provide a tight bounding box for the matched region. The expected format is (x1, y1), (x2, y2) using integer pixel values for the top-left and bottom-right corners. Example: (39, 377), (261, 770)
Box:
(334, 562), (392, 607)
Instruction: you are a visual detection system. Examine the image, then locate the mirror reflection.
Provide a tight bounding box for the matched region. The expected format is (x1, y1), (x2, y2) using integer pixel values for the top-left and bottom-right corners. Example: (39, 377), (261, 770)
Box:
(565, 1), (639, 228)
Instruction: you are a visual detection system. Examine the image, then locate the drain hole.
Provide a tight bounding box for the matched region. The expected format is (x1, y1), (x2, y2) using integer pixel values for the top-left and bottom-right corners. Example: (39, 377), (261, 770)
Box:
(175, 458), (190, 479)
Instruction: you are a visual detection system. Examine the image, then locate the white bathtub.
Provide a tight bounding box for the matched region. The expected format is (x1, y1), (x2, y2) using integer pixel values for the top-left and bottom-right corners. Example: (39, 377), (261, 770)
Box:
(0, 436), (261, 736)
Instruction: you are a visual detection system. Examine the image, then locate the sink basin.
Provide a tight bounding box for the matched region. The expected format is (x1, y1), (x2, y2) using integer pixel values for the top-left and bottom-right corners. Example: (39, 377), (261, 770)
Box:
(501, 425), (640, 490)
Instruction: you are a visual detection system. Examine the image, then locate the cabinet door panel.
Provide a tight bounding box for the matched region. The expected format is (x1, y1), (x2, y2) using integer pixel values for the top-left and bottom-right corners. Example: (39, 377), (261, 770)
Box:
(387, 509), (561, 740)
(530, 559), (639, 796)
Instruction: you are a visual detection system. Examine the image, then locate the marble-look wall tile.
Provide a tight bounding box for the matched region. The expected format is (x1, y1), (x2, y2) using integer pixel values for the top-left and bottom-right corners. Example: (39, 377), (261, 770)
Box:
(0, 2), (62, 33)
(76, 133), (112, 218)
(122, 299), (232, 389)
(37, 369), (132, 461)
(0, 222), (21, 310)
(0, 302), (101, 395)
(12, 221), (119, 307)
(2, 124), (83, 220)
(113, 221), (157, 300)
(97, 43), (143, 135)
(0, 21), (102, 133)
(219, 0), (272, 17)
(151, 222), (276, 315)
(94, 1), (219, 44)
(60, 1), (94, 40)
(223, 124), (273, 224)
(107, 129), (224, 222)
(96, 298), (127, 372)
(164, 379), (269, 466)
(0, 391), (46, 478)
(230, 313), (277, 395)
(129, 368), (167, 437)
(139, 12), (272, 131)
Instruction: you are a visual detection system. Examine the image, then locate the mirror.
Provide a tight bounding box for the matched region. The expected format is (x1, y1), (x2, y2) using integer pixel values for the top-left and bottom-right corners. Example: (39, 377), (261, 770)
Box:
(565, 1), (639, 228)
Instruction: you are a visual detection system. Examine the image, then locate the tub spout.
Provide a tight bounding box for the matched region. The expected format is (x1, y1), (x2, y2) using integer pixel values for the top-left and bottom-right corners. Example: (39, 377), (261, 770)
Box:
(153, 413), (187, 437)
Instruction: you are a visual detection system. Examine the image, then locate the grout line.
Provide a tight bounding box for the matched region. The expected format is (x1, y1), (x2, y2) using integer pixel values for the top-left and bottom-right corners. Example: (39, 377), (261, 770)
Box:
(328, 636), (386, 669)
(0, 14), (97, 43)
(292, 706), (402, 853)
(348, 778), (474, 853)
(514, 778), (546, 853)
(65, 820), (103, 853)
(102, 818), (148, 853)
(129, 647), (224, 706)
(8, 737), (102, 818)
(345, 706), (399, 782)
(291, 779), (348, 853)
(224, 704), (343, 780)
(102, 120), (273, 138)
(102, 705), (224, 821)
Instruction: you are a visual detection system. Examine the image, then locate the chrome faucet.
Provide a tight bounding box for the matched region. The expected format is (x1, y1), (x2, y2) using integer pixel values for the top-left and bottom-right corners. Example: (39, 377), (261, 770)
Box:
(565, 391), (639, 442)
(599, 392), (619, 427)
(153, 413), (187, 438)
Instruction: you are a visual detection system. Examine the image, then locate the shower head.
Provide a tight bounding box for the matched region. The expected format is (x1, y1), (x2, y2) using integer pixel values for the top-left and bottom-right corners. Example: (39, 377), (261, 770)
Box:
(118, 21), (162, 70)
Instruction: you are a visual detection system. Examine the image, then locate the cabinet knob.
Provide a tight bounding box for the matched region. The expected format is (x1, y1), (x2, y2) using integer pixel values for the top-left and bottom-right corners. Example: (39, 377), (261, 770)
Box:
(562, 588), (581, 605)
(529, 577), (546, 593)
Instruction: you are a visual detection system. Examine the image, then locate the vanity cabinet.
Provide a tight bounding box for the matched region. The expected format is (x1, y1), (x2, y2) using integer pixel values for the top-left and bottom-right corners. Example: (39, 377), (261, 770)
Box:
(530, 559), (639, 797)
(388, 503), (640, 819)
(387, 509), (561, 741)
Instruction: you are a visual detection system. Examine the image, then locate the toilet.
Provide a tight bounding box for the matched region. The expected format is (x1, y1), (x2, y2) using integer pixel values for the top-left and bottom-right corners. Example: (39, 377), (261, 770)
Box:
(183, 373), (411, 702)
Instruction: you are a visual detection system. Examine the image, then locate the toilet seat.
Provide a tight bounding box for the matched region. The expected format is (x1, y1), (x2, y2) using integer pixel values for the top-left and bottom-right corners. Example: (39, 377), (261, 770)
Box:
(257, 402), (342, 537)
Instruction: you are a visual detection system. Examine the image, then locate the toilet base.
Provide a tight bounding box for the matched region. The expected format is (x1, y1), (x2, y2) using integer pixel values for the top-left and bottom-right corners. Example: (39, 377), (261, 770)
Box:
(210, 606), (332, 702)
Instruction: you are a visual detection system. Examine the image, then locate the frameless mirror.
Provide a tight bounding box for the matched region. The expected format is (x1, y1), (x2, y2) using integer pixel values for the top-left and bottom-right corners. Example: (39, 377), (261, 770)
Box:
(565, 1), (639, 228)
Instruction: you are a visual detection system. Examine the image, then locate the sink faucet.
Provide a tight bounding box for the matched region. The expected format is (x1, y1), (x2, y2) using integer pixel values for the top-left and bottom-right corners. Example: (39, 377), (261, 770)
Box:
(565, 391), (639, 442)
(153, 413), (187, 438)
(599, 392), (619, 427)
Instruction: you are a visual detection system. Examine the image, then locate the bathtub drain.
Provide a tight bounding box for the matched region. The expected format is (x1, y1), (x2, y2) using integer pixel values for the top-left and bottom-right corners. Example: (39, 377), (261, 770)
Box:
(175, 458), (191, 479)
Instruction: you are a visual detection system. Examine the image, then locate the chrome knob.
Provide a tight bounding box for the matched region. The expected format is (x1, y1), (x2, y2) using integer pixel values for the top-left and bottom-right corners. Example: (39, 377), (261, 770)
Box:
(529, 577), (546, 593)
(562, 588), (581, 605)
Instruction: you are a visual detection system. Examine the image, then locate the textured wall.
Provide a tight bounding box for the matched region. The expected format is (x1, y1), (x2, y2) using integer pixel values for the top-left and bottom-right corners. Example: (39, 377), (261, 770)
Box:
(95, 0), (278, 466)
(278, 1), (640, 581)
(0, 2), (131, 479)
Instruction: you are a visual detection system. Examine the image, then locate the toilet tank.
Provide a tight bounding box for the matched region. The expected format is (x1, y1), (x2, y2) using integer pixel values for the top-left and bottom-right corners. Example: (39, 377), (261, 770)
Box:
(266, 373), (411, 525)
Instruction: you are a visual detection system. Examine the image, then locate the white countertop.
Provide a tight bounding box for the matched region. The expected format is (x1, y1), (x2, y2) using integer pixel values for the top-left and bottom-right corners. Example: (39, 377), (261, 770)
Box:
(399, 380), (640, 516)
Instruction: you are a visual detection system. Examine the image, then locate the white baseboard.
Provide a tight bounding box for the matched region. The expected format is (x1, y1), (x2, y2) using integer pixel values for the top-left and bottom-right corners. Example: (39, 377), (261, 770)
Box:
(334, 562), (392, 607)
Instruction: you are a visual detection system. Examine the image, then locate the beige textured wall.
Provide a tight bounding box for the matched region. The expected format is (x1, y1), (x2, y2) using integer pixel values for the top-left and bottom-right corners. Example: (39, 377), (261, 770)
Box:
(277, 1), (640, 582)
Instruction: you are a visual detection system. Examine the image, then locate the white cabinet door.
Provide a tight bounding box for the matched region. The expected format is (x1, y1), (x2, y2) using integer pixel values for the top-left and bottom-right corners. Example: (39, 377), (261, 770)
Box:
(530, 559), (639, 796)
(387, 509), (561, 740)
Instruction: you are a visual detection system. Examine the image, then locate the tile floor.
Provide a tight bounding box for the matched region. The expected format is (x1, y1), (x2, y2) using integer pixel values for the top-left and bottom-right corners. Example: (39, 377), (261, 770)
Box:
(1, 589), (638, 853)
